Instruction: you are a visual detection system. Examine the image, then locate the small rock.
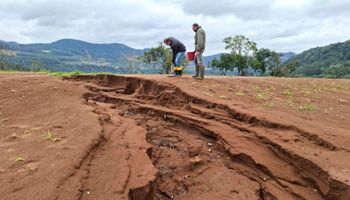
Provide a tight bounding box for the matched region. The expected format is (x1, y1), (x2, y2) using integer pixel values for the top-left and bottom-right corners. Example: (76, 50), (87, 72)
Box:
(208, 149), (212, 152)
(207, 142), (213, 146)
(100, 113), (111, 121)
(87, 100), (96, 106)
(110, 105), (117, 109)
(136, 121), (142, 126)
(190, 156), (204, 165)
(123, 111), (129, 117)
(7, 133), (18, 140)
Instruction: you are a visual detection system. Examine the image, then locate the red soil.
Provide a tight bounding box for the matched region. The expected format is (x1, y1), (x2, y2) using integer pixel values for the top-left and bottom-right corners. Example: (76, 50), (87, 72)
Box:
(0, 73), (349, 200)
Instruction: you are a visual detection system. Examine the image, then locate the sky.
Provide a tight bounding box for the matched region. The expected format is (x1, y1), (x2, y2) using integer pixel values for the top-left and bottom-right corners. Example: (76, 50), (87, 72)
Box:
(1, 0), (350, 55)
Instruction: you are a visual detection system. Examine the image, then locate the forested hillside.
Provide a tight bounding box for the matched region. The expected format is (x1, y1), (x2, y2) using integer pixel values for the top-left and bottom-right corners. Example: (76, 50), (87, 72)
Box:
(287, 40), (350, 78)
(0, 39), (145, 73)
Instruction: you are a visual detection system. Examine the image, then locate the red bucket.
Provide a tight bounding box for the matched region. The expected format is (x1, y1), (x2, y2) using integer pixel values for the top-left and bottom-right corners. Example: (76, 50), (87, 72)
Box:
(187, 51), (195, 61)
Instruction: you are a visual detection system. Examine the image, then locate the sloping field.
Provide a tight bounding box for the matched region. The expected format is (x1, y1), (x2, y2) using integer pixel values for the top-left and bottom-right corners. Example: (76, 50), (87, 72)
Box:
(0, 73), (349, 200)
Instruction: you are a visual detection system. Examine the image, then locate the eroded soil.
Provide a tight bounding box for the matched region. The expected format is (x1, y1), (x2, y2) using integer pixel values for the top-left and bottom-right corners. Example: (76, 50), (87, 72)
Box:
(1, 73), (349, 200)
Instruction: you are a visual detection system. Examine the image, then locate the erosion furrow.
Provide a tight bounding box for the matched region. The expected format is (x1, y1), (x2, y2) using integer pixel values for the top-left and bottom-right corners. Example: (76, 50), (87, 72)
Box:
(64, 74), (350, 200)
(71, 74), (341, 151)
(84, 94), (319, 199)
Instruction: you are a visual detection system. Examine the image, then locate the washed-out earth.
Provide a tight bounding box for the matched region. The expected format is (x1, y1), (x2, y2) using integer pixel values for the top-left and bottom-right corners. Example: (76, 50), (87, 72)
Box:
(0, 73), (349, 200)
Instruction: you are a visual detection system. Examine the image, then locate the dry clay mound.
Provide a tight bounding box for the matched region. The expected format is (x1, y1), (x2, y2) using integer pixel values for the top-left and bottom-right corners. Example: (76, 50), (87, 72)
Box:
(0, 73), (349, 200)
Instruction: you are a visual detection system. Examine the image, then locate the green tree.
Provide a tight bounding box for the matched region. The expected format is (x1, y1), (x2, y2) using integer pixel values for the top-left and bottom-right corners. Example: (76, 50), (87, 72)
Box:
(0, 44), (10, 70)
(323, 63), (350, 78)
(223, 35), (257, 75)
(269, 51), (282, 76)
(255, 48), (271, 74)
(143, 43), (172, 74)
(31, 60), (43, 72)
(223, 35), (257, 55)
(283, 59), (299, 76)
(210, 54), (235, 75)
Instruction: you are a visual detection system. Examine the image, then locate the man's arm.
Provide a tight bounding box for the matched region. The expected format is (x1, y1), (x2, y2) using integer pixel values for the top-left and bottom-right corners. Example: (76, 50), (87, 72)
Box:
(197, 30), (206, 52)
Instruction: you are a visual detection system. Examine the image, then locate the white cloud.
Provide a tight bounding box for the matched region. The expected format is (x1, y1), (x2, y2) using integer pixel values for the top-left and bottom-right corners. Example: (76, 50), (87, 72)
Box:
(0, 0), (349, 55)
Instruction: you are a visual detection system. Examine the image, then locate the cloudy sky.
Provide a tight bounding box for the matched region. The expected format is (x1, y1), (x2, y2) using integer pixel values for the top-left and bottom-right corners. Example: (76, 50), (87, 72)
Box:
(1, 0), (349, 54)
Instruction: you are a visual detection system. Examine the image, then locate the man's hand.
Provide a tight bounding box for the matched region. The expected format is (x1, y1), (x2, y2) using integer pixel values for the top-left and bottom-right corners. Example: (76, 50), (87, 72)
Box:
(195, 51), (202, 56)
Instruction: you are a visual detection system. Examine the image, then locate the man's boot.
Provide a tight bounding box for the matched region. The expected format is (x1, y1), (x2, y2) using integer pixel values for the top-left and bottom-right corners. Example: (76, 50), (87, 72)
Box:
(192, 65), (199, 78)
(200, 66), (204, 79)
(196, 66), (204, 80)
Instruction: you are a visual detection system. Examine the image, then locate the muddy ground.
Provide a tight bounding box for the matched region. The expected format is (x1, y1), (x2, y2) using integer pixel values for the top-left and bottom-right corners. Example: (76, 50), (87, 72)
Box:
(0, 73), (349, 200)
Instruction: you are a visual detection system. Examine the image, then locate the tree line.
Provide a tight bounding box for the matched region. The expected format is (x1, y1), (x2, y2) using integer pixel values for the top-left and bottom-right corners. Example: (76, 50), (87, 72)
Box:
(210, 35), (298, 76)
(142, 35), (299, 77)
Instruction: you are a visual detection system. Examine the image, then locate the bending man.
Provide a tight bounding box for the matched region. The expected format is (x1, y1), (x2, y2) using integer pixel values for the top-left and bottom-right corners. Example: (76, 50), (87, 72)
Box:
(164, 37), (186, 76)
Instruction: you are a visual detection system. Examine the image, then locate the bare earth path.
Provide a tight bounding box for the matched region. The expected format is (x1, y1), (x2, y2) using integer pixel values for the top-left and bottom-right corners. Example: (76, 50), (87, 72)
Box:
(0, 73), (349, 200)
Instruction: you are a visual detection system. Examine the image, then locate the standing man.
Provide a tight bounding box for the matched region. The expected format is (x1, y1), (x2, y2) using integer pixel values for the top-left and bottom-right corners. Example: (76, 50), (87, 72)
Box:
(192, 23), (206, 79)
(164, 37), (186, 76)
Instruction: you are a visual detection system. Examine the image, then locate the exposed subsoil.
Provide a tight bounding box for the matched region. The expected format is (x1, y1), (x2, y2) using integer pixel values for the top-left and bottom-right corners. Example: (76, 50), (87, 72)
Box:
(1, 73), (349, 200)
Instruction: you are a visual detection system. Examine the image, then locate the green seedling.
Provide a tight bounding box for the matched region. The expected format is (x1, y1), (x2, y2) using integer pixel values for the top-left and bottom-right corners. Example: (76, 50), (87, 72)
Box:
(313, 87), (322, 93)
(304, 100), (314, 112)
(283, 90), (293, 97)
(257, 91), (269, 101)
(268, 103), (274, 110)
(204, 92), (214, 97)
(304, 103), (314, 111)
(15, 156), (24, 162)
(235, 91), (245, 96)
(254, 86), (261, 92)
(219, 95), (228, 100)
(47, 131), (61, 142)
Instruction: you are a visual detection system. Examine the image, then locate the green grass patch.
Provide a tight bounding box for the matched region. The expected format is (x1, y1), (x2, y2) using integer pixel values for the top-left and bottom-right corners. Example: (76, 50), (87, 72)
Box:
(0, 70), (19, 74)
(46, 71), (115, 77)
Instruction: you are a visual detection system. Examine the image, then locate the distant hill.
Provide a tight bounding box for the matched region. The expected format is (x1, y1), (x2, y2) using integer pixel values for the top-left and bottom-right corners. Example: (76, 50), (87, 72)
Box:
(3, 38), (349, 78)
(280, 52), (296, 63)
(0, 39), (146, 73)
(0, 39), (222, 73)
(286, 39), (350, 78)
